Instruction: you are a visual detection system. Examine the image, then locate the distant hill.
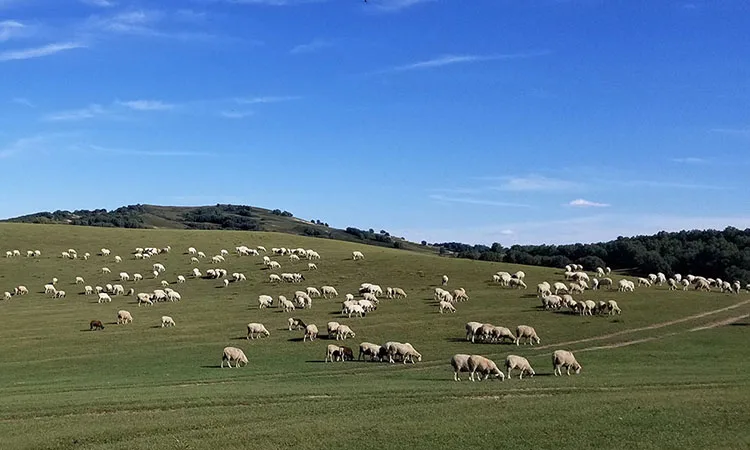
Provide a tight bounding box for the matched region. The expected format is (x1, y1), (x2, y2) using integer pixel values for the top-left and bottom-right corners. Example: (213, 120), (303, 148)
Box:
(2, 204), (434, 253)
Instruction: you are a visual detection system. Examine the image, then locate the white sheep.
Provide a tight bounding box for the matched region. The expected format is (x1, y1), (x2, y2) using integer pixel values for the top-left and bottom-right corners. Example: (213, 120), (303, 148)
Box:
(441, 274), (449, 286)
(388, 342), (421, 364)
(465, 322), (483, 342)
(114, 256), (122, 263)
(552, 350), (582, 376)
(606, 300), (622, 315)
(223, 279), (229, 288)
(221, 347), (248, 368)
(308, 263), (318, 270)
(137, 293), (153, 306)
(505, 354), (535, 379)
(344, 304), (365, 318)
(451, 354), (472, 381)
(101, 267), (111, 274)
(44, 284), (57, 295)
(359, 342), (385, 361)
(119, 272), (130, 282)
(14, 285), (28, 295)
(117, 310), (133, 324)
(288, 317), (306, 331)
(246, 323), (270, 340)
(515, 325), (540, 346)
(304, 324), (319, 341)
(98, 293), (112, 303)
(101, 248), (111, 256)
(3, 291), (11, 301)
(131, 273), (142, 282)
(269, 274), (282, 283)
(439, 300), (456, 313)
(161, 315), (175, 327)
(54, 290), (66, 299)
(468, 355), (505, 381)
(321, 285), (339, 299)
(75, 276), (85, 285)
(352, 251), (364, 260)
(280, 298), (296, 312)
(336, 324), (355, 340)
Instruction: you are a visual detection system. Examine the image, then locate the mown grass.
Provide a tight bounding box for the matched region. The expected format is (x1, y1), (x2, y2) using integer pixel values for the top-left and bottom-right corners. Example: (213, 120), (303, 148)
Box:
(0, 223), (748, 450)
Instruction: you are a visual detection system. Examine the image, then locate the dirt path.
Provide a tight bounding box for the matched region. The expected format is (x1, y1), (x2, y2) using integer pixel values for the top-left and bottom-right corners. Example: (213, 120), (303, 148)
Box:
(689, 314), (749, 332)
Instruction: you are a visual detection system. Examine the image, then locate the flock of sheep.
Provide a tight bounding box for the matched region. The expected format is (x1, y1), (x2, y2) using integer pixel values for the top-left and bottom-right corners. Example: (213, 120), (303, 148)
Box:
(2, 241), (740, 381)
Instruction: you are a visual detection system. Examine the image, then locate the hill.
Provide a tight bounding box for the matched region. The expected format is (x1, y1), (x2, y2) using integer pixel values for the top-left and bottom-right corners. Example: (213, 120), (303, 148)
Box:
(2, 203), (432, 253)
(0, 223), (748, 449)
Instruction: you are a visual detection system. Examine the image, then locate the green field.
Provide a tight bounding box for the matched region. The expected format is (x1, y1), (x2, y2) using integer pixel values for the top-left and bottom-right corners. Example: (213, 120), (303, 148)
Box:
(0, 223), (748, 450)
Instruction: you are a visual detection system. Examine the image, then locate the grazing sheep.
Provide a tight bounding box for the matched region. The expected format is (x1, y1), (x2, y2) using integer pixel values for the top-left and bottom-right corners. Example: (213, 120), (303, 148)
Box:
(389, 342), (422, 364)
(117, 310), (133, 325)
(89, 320), (105, 331)
(509, 278), (527, 289)
(114, 256), (122, 263)
(344, 304), (365, 318)
(97, 293), (112, 303)
(439, 300), (456, 314)
(223, 279), (229, 288)
(606, 300), (622, 315)
(359, 342), (384, 361)
(3, 291), (12, 301)
(451, 354), (472, 381)
(552, 350), (582, 376)
(137, 293), (153, 306)
(288, 317), (306, 331)
(221, 347), (248, 368)
(441, 275), (449, 286)
(515, 325), (540, 346)
(453, 288), (469, 302)
(325, 344), (345, 362)
(133, 273), (143, 282)
(54, 290), (66, 299)
(468, 355), (505, 382)
(321, 286), (339, 299)
(269, 274), (282, 283)
(491, 326), (516, 344)
(304, 324), (319, 341)
(352, 251), (365, 260)
(306, 287), (322, 298)
(102, 267), (111, 274)
(177, 275), (186, 284)
(392, 287), (407, 299)
(75, 276), (85, 285)
(336, 324), (355, 340)
(15, 285), (28, 296)
(599, 277), (614, 289)
(44, 284), (57, 295)
(465, 321), (483, 342)
(246, 323), (270, 340)
(280, 298), (296, 312)
(258, 295), (273, 309)
(308, 263), (318, 270)
(505, 355), (535, 379)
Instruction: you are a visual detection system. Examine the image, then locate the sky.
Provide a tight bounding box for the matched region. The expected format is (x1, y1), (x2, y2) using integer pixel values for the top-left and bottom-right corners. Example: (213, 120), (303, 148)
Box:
(1, 0), (750, 246)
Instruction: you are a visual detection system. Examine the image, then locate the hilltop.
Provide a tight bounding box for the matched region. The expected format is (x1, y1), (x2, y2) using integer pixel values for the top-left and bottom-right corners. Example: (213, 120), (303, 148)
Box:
(2, 203), (432, 253)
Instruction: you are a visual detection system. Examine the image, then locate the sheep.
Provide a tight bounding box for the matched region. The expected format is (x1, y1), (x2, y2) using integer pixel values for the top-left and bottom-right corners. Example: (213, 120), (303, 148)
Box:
(101, 248), (111, 256)
(75, 276), (85, 285)
(127, 288), (134, 296)
(439, 300), (456, 314)
(391, 287), (407, 299)
(321, 286), (339, 299)
(491, 326), (516, 344)
(269, 274), (282, 283)
(453, 288), (469, 302)
(153, 263), (166, 273)
(15, 285), (28, 295)
(306, 287), (322, 298)
(188, 247), (197, 255)
(137, 293), (153, 306)
(44, 284), (57, 295)
(599, 277), (614, 289)
(357, 299), (376, 312)
(246, 323), (270, 340)
(114, 256), (122, 263)
(304, 324), (319, 341)
(509, 278), (527, 289)
(553, 282), (569, 294)
(258, 295), (273, 309)
(232, 273), (246, 282)
(288, 317), (306, 331)
(325, 344), (350, 362)
(605, 266), (612, 275)
(344, 304), (365, 318)
(356, 342), (382, 361)
(441, 274), (449, 286)
(537, 282), (552, 296)
(95, 286), (103, 294)
(352, 251), (365, 260)
(117, 310), (133, 325)
(90, 320), (105, 331)
(158, 315), (176, 328)
(221, 347), (248, 368)
(468, 355), (505, 382)
(133, 273), (143, 282)
(105, 284), (114, 293)
(591, 278), (600, 290)
(280, 298), (296, 312)
(552, 350), (582, 376)
(4, 291), (12, 301)
(606, 300), (622, 315)
(515, 325), (540, 346)
(596, 267), (606, 277)
(101, 267), (111, 274)
(681, 279), (690, 290)
(451, 354), (472, 381)
(112, 284), (125, 296)
(389, 342), (422, 364)
(618, 279), (635, 292)
(668, 278), (679, 290)
(54, 290), (66, 299)
(167, 291), (181, 302)
(465, 322), (483, 342)
(336, 324), (355, 340)
(637, 277), (652, 287)
(222, 279), (229, 288)
(505, 355), (535, 379)
(97, 293), (112, 303)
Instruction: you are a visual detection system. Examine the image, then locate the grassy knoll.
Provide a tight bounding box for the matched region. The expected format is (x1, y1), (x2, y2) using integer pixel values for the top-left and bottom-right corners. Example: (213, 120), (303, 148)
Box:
(0, 223), (748, 450)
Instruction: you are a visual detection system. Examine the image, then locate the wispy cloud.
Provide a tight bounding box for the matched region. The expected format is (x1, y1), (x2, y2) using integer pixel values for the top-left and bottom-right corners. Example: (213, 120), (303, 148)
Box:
(378, 51), (550, 74)
(370, 0), (435, 12)
(234, 95), (301, 104)
(220, 0), (328, 5)
(614, 179), (726, 190)
(290, 38), (332, 54)
(85, 9), (221, 41)
(0, 19), (24, 41)
(488, 175), (582, 192)
(43, 104), (107, 121)
(219, 110), (253, 119)
(80, 0), (116, 7)
(89, 144), (214, 157)
(671, 157), (707, 164)
(710, 127), (750, 136)
(567, 198), (610, 208)
(0, 135), (45, 159)
(116, 100), (175, 111)
(11, 97), (34, 108)
(0, 42), (86, 62)
(429, 194), (532, 208)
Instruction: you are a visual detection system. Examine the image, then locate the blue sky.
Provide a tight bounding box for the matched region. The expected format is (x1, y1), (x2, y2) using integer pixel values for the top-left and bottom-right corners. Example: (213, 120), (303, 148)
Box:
(1, 0), (749, 245)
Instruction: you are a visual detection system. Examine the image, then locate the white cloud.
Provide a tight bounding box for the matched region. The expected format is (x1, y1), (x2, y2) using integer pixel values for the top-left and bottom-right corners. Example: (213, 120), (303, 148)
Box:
(0, 135), (45, 159)
(234, 95), (301, 104)
(710, 127), (750, 136)
(116, 100), (174, 111)
(219, 110), (253, 119)
(80, 0), (116, 7)
(290, 38), (332, 54)
(221, 0), (328, 5)
(671, 157), (707, 164)
(429, 194), (531, 208)
(86, 9), (220, 42)
(11, 97), (34, 108)
(43, 104), (107, 121)
(0, 42), (86, 62)
(489, 174), (582, 192)
(89, 144), (214, 157)
(379, 51), (550, 73)
(370, 0), (435, 12)
(0, 19), (24, 41)
(568, 199), (610, 208)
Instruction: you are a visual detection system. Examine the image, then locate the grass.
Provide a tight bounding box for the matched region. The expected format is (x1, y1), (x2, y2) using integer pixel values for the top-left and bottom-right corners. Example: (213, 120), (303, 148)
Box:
(0, 223), (748, 450)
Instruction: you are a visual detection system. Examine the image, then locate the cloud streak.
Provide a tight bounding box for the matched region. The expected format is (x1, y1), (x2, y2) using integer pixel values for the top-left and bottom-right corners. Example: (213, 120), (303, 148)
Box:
(378, 51), (550, 74)
(0, 42), (86, 62)
(429, 194), (532, 208)
(219, 110), (253, 119)
(43, 104), (107, 121)
(487, 175), (582, 192)
(370, 0), (435, 12)
(11, 97), (34, 108)
(80, 0), (116, 6)
(671, 157), (707, 164)
(290, 38), (332, 54)
(568, 198), (610, 208)
(89, 144), (215, 157)
(234, 95), (301, 104)
(116, 100), (175, 111)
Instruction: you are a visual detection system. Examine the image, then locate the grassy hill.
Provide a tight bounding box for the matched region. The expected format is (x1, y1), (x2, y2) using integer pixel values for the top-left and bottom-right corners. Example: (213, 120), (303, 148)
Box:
(2, 203), (433, 254)
(0, 223), (748, 449)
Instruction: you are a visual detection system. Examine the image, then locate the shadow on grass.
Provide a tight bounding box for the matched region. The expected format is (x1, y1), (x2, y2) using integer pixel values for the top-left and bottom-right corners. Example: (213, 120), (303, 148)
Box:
(288, 337), (305, 342)
(201, 365), (224, 369)
(151, 325), (163, 329)
(730, 322), (749, 327)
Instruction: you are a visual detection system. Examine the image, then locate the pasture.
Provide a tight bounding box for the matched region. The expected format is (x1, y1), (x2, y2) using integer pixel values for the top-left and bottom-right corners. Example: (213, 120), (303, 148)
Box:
(0, 223), (748, 450)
